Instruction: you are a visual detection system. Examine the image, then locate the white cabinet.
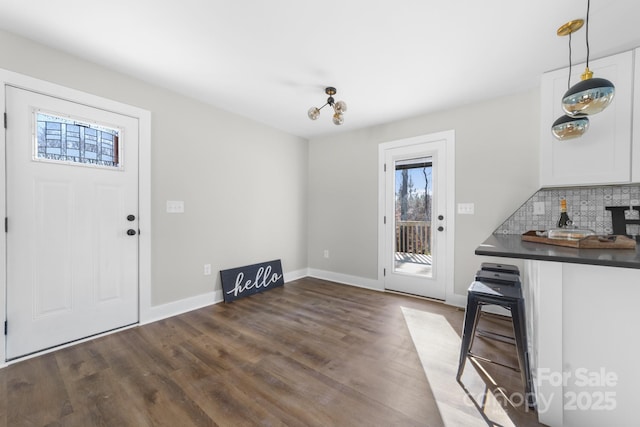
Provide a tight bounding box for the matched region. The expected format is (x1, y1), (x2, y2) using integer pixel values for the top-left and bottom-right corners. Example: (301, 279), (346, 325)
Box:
(524, 260), (640, 427)
(632, 48), (640, 182)
(540, 50), (634, 187)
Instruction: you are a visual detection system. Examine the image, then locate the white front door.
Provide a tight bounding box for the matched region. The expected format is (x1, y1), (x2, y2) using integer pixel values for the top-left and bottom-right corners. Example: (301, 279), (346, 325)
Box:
(5, 86), (139, 360)
(382, 136), (451, 299)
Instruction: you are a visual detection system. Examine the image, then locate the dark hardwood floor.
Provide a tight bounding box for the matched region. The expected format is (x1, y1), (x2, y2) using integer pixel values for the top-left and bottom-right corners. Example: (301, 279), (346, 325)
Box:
(0, 278), (546, 426)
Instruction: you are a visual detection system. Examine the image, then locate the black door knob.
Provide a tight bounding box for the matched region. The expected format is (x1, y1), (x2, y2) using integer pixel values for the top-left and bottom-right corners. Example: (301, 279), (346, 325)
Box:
(127, 229), (137, 236)
(437, 226), (444, 232)
(438, 215), (444, 220)
(127, 214), (136, 221)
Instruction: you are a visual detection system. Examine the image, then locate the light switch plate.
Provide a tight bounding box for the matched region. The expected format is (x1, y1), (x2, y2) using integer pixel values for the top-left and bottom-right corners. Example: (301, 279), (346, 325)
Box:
(166, 200), (184, 213)
(457, 203), (475, 215)
(533, 201), (545, 215)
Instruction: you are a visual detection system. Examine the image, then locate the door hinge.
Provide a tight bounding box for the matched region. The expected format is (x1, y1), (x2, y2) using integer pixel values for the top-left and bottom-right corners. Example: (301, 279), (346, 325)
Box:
(4, 217), (7, 233)
(383, 268), (386, 277)
(384, 163), (386, 172)
(4, 321), (6, 335)
(384, 216), (386, 224)
(3, 112), (6, 129)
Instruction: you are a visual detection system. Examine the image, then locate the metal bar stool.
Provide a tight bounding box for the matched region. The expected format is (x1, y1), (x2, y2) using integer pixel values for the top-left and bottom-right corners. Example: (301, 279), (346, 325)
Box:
(473, 268), (521, 344)
(457, 263), (535, 408)
(479, 262), (520, 276)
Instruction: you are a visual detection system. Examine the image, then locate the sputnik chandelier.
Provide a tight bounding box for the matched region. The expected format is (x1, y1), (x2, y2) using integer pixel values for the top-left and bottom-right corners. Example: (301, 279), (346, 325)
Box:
(308, 87), (347, 125)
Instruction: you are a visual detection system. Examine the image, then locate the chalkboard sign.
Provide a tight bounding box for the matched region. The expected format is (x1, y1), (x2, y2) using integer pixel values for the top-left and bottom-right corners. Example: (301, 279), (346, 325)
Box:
(220, 259), (284, 302)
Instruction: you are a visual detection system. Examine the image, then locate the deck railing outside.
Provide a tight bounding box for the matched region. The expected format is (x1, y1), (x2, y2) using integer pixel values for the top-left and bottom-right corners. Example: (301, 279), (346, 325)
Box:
(396, 221), (431, 255)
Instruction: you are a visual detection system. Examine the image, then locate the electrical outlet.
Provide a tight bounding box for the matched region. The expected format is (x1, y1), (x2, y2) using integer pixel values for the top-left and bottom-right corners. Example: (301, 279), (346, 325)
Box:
(204, 264), (211, 275)
(323, 249), (329, 258)
(533, 201), (546, 215)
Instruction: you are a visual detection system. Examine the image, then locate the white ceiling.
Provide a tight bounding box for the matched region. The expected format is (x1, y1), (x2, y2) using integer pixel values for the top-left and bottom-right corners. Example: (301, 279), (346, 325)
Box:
(1, 0), (639, 139)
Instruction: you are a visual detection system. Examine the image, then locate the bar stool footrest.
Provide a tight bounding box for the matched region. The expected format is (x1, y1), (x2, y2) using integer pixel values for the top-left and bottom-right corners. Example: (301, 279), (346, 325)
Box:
(468, 352), (521, 372)
(476, 329), (516, 345)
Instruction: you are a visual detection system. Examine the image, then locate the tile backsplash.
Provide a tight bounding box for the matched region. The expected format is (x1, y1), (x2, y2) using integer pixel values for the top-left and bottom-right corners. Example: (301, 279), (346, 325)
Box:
(495, 184), (640, 236)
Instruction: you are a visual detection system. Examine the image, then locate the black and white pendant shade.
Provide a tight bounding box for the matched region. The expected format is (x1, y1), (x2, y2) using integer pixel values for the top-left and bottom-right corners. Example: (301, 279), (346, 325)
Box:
(562, 76), (615, 117)
(551, 114), (590, 141)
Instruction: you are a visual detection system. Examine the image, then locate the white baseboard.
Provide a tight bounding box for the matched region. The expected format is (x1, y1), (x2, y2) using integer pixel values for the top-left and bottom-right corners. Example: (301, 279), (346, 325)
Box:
(140, 269), (312, 325)
(284, 268), (309, 282)
(445, 293), (468, 308)
(140, 290), (224, 325)
(307, 268), (384, 291)
(308, 268), (475, 310)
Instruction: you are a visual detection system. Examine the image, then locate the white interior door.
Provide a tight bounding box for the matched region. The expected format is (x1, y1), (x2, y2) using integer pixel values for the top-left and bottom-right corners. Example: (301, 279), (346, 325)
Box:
(5, 86), (139, 360)
(383, 139), (449, 299)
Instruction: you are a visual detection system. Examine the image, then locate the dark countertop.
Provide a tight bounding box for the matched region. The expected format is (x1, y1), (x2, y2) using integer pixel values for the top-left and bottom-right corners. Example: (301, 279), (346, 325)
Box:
(476, 234), (640, 269)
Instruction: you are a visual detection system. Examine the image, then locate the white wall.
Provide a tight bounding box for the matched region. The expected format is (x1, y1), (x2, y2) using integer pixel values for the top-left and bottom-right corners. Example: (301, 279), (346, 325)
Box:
(0, 30), (308, 308)
(0, 27), (541, 310)
(308, 91), (540, 299)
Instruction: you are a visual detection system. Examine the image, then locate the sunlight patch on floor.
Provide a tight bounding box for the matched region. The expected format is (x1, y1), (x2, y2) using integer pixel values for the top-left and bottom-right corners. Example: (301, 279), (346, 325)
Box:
(401, 306), (516, 427)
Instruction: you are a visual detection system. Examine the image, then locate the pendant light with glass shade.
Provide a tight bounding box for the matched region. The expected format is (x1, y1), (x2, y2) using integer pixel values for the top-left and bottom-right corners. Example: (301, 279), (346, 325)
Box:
(552, 0), (615, 140)
(561, 0), (615, 117)
(552, 113), (590, 141)
(552, 19), (590, 141)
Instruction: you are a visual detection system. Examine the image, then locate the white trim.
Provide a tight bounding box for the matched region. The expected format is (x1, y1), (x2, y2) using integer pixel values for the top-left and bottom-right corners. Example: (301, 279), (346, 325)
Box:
(0, 82), (6, 362)
(307, 268), (383, 291)
(283, 268), (309, 283)
(141, 291), (223, 325)
(445, 292), (468, 308)
(377, 130), (456, 302)
(137, 105), (153, 324)
(0, 69), (152, 363)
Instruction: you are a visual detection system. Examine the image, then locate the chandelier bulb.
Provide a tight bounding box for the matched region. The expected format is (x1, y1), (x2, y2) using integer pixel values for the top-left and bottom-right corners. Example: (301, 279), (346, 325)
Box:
(334, 100), (347, 114)
(308, 107), (320, 120)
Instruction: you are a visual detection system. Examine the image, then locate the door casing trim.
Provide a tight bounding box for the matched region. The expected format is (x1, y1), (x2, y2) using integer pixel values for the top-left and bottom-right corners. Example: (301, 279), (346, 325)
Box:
(377, 130), (456, 303)
(0, 69), (152, 364)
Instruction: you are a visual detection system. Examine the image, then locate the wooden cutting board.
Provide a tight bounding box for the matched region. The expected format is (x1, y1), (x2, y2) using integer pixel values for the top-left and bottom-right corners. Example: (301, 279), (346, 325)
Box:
(521, 230), (637, 249)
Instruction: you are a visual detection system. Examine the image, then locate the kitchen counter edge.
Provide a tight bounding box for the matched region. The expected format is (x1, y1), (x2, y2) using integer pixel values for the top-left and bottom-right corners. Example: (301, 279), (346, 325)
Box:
(475, 234), (640, 269)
